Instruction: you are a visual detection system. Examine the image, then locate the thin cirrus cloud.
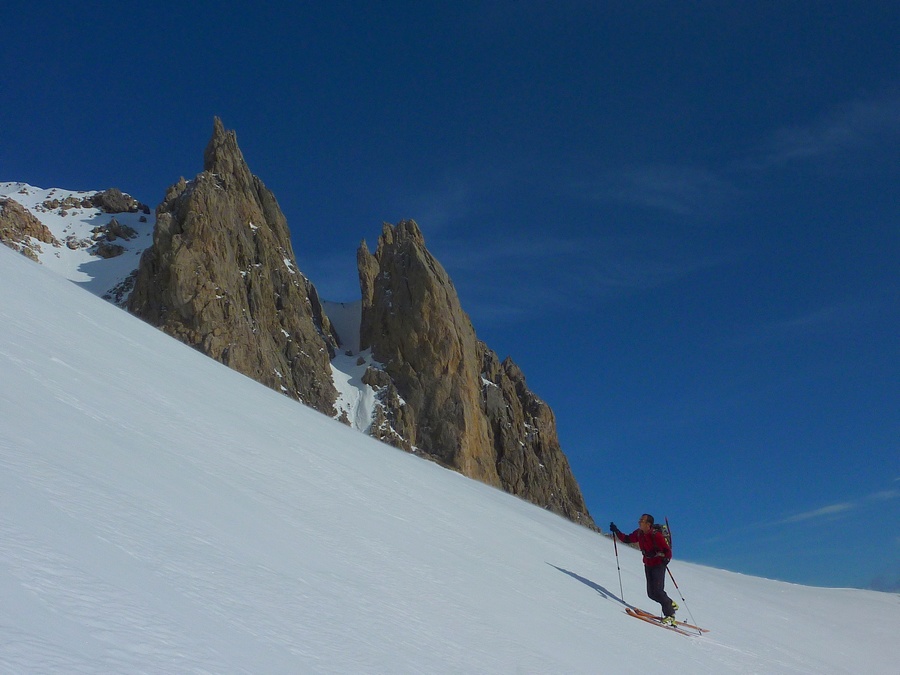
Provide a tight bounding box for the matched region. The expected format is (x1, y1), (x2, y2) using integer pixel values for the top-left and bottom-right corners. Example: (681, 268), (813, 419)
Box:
(778, 488), (899, 525)
(575, 164), (741, 219)
(780, 502), (855, 524)
(433, 231), (725, 321)
(730, 298), (887, 350)
(759, 91), (900, 167)
(744, 303), (862, 343)
(578, 92), (900, 218)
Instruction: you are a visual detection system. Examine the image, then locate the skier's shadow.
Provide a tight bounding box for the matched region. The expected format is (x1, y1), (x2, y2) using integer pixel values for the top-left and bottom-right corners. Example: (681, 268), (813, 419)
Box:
(547, 563), (633, 609)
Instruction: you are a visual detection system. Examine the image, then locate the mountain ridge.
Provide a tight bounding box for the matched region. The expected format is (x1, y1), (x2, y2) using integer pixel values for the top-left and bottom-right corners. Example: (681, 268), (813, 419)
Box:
(1, 117), (593, 527)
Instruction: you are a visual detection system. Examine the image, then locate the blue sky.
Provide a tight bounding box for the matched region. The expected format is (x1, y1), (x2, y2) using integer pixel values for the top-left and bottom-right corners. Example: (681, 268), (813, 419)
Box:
(3, 2), (898, 590)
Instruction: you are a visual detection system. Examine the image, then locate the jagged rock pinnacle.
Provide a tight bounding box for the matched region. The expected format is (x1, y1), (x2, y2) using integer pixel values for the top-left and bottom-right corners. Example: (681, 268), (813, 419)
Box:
(129, 118), (339, 416)
(357, 220), (595, 526)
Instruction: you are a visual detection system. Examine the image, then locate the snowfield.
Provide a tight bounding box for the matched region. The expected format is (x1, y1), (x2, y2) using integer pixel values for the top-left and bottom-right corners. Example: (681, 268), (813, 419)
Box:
(0, 236), (897, 673)
(0, 182), (155, 300)
(0, 182), (381, 435)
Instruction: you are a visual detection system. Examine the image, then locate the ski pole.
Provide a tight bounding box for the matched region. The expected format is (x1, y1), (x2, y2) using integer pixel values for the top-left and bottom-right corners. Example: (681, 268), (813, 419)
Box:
(612, 530), (624, 602)
(665, 565), (698, 629)
(663, 518), (699, 630)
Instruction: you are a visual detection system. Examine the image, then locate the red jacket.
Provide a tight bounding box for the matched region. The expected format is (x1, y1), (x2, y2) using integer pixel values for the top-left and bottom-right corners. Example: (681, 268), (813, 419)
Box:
(615, 527), (671, 567)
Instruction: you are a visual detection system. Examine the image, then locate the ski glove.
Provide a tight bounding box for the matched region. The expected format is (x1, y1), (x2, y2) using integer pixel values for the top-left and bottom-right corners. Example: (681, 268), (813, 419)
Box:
(609, 522), (619, 534)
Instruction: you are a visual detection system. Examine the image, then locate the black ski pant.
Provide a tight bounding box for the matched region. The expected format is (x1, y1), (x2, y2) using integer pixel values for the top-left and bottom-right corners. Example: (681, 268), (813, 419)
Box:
(645, 564), (675, 617)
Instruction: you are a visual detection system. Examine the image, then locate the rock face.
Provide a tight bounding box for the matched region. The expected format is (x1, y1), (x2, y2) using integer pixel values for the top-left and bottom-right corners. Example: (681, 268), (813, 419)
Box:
(0, 196), (59, 261)
(39, 187), (150, 215)
(5, 121), (594, 528)
(480, 351), (592, 524)
(90, 187), (150, 215)
(128, 118), (339, 415)
(358, 221), (594, 526)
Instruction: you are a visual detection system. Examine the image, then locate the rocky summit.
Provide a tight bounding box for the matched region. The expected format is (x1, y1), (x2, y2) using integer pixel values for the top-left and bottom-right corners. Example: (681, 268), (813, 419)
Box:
(358, 221), (594, 526)
(128, 118), (339, 415)
(5, 118), (594, 528)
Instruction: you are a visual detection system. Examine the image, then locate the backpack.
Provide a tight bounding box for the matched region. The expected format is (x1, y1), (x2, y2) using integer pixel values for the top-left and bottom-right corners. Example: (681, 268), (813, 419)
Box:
(653, 522), (672, 551)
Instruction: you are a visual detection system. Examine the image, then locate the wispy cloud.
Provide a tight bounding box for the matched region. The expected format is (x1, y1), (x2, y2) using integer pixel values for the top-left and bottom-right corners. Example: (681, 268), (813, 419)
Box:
(575, 164), (741, 218)
(764, 305), (853, 339)
(866, 489), (900, 502)
(776, 488), (899, 526)
(760, 91), (900, 166)
(779, 502), (855, 524)
(735, 299), (879, 347)
(430, 230), (726, 323)
(583, 92), (900, 221)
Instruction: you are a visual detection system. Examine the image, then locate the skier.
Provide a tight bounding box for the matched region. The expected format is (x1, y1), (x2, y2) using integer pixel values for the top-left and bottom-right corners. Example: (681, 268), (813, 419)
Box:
(609, 514), (678, 625)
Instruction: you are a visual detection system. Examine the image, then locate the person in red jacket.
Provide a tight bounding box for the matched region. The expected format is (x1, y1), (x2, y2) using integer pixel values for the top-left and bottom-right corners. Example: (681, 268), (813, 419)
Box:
(609, 514), (678, 625)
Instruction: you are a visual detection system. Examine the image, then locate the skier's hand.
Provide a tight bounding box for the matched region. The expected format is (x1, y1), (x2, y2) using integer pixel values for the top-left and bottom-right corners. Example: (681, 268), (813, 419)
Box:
(609, 522), (619, 534)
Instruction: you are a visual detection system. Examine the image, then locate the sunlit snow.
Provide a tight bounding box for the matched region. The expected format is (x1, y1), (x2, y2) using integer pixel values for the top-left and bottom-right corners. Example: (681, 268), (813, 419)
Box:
(1, 229), (896, 673)
(0, 182), (154, 300)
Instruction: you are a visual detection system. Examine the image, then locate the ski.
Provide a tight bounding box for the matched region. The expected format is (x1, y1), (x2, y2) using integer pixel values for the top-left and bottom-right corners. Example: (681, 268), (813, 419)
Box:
(630, 607), (708, 633)
(625, 608), (698, 636)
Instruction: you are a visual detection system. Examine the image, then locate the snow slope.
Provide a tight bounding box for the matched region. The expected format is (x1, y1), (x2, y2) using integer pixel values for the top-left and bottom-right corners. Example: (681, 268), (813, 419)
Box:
(2, 182), (381, 433)
(0, 182), (154, 300)
(1, 243), (897, 673)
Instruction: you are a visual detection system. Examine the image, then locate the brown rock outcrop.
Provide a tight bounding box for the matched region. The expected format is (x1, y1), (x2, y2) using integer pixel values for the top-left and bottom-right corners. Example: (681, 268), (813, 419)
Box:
(0, 196), (59, 261)
(358, 220), (496, 483)
(128, 118), (339, 415)
(481, 350), (592, 524)
(90, 187), (150, 214)
(358, 220), (594, 525)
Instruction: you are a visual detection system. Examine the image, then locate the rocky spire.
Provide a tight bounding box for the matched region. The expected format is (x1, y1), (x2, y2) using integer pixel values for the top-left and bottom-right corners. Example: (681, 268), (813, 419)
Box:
(358, 220), (496, 483)
(203, 117), (255, 191)
(129, 118), (339, 415)
(480, 350), (593, 524)
(358, 221), (594, 525)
